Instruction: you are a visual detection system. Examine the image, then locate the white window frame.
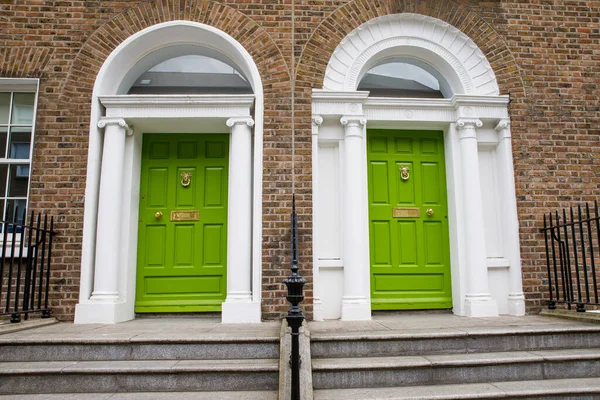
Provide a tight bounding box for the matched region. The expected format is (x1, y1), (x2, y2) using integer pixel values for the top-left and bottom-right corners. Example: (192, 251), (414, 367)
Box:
(0, 78), (39, 255)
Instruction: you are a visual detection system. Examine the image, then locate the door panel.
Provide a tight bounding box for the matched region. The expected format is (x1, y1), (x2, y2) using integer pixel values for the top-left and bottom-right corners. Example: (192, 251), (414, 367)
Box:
(368, 130), (452, 310)
(136, 133), (228, 313)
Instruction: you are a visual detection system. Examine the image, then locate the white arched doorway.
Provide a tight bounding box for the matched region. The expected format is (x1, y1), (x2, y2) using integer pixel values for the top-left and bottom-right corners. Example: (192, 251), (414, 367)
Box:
(75, 21), (264, 324)
(312, 14), (524, 320)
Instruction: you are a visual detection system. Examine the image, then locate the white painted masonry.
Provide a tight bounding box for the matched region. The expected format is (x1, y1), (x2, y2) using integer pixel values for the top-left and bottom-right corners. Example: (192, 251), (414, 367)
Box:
(340, 116), (371, 321)
(457, 118), (498, 317)
(312, 13), (525, 320)
(75, 21), (264, 324)
(222, 116), (257, 323)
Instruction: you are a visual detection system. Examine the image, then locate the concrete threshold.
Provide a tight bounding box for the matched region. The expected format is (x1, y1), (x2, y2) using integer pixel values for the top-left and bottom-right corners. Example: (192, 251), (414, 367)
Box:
(542, 308), (600, 324)
(0, 318), (58, 335)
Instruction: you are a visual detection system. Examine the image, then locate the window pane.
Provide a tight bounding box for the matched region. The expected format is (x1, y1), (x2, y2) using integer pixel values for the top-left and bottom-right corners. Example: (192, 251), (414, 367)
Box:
(0, 127), (7, 158)
(9, 129), (31, 159)
(8, 164), (29, 197)
(11, 93), (35, 125)
(5, 199), (26, 224)
(358, 60), (445, 98)
(0, 164), (7, 196)
(0, 93), (10, 125)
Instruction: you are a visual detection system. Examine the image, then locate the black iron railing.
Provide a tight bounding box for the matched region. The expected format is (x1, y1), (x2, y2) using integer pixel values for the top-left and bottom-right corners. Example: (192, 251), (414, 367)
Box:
(283, 195), (306, 400)
(0, 210), (55, 323)
(541, 201), (600, 312)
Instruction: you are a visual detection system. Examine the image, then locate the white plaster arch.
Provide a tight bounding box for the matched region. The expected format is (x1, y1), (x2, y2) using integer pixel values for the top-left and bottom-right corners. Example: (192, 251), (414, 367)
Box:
(323, 13), (499, 96)
(76, 20), (264, 323)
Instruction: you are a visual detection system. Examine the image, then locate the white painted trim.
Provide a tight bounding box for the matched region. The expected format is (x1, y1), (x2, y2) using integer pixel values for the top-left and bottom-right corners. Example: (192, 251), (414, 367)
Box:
(77, 21), (263, 324)
(312, 91), (509, 121)
(100, 95), (254, 119)
(0, 78), (39, 92)
(312, 115), (324, 321)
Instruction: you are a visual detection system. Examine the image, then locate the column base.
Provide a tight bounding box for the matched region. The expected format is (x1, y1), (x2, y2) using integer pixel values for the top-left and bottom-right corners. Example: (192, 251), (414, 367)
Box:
(341, 297), (371, 321)
(464, 295), (498, 317)
(507, 293), (526, 316)
(313, 298), (324, 321)
(74, 300), (133, 324)
(89, 291), (119, 301)
(221, 300), (261, 323)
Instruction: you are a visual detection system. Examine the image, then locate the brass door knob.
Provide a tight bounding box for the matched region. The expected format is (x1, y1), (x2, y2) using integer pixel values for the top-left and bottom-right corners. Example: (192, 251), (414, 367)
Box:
(426, 208), (434, 216)
(154, 211), (163, 219)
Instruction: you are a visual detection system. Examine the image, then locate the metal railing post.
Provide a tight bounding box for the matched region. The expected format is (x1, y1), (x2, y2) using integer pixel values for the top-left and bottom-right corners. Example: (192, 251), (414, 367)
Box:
(283, 195), (306, 400)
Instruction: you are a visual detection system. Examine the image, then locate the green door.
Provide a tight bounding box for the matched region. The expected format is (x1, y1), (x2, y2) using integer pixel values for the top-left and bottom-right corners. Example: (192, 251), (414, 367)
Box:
(368, 130), (452, 310)
(135, 133), (228, 313)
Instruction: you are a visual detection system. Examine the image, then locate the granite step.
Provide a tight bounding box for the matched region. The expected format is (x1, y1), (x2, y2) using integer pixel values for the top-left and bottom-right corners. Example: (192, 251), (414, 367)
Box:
(312, 348), (600, 389)
(0, 391), (279, 400)
(0, 358), (279, 394)
(313, 377), (600, 400)
(310, 325), (600, 359)
(0, 337), (279, 362)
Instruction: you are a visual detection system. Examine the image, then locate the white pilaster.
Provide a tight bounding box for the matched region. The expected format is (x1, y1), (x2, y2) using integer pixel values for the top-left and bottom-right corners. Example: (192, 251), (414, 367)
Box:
(75, 117), (132, 324)
(496, 119), (525, 316)
(222, 116), (259, 323)
(340, 116), (371, 320)
(312, 115), (324, 321)
(457, 118), (498, 317)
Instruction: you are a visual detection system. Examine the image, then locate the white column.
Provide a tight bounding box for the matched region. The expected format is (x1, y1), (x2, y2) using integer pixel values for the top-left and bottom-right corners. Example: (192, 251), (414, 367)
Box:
(223, 116), (258, 323)
(91, 118), (132, 302)
(312, 115), (324, 321)
(75, 117), (132, 324)
(496, 119), (525, 316)
(340, 116), (371, 321)
(457, 118), (498, 317)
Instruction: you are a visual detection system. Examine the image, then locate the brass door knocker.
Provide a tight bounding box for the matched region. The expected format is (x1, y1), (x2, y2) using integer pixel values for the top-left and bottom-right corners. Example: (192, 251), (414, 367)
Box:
(400, 166), (410, 181)
(181, 172), (192, 187)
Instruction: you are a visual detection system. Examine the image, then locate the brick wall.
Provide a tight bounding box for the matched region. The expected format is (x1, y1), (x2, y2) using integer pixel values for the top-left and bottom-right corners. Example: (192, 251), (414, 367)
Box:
(0, 0), (598, 320)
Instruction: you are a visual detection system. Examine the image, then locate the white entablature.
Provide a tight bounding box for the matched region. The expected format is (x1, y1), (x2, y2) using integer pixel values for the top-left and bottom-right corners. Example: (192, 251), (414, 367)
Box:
(312, 92), (509, 122)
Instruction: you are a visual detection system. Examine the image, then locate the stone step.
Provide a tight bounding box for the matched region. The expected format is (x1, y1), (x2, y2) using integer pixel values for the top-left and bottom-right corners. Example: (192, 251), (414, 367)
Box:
(311, 325), (600, 359)
(0, 338), (279, 362)
(313, 377), (600, 400)
(0, 391), (279, 399)
(312, 348), (600, 389)
(0, 358), (279, 394)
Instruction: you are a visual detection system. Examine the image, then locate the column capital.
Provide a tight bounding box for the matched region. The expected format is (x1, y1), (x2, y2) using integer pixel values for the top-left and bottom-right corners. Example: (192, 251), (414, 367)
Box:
(495, 119), (510, 131)
(495, 119), (511, 140)
(97, 117), (133, 136)
(312, 115), (323, 136)
(226, 116), (255, 129)
(340, 116), (366, 138)
(456, 118), (483, 130)
(456, 118), (482, 140)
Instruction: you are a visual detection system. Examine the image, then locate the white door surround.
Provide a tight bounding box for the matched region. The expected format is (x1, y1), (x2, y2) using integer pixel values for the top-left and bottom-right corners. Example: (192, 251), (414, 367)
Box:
(75, 21), (264, 324)
(312, 13), (525, 320)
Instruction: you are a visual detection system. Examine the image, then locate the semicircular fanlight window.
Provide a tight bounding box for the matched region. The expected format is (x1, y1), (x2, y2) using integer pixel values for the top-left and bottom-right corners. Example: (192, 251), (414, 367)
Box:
(358, 59), (446, 98)
(128, 55), (253, 95)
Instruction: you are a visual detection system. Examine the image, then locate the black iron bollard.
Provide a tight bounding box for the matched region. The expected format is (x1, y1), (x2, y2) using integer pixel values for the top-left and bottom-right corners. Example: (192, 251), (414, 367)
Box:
(283, 195), (306, 400)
